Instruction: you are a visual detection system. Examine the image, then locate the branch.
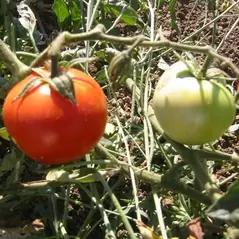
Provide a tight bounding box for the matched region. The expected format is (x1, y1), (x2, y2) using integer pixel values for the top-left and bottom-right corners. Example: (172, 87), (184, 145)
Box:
(0, 153), (211, 206)
(198, 147), (239, 163)
(0, 40), (29, 81)
(0, 22), (238, 100)
(28, 24), (239, 79)
(0, 40), (30, 99)
(29, 24), (106, 68)
(96, 143), (211, 205)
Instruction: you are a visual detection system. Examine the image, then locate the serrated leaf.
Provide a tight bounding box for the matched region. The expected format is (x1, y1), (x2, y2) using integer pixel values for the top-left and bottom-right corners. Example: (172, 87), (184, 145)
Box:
(0, 127), (10, 141)
(17, 2), (36, 34)
(207, 180), (239, 223)
(52, 0), (70, 24)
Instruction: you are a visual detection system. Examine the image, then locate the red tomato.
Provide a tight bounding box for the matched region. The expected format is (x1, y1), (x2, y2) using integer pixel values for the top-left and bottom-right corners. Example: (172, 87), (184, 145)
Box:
(3, 68), (108, 164)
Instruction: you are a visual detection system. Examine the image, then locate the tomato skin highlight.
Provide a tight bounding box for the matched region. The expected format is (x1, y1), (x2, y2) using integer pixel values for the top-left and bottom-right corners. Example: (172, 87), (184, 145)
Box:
(3, 68), (108, 164)
(153, 62), (236, 145)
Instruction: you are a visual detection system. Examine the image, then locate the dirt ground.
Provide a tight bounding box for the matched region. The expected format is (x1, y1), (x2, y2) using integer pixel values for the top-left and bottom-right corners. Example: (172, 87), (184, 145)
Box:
(157, 0), (239, 69)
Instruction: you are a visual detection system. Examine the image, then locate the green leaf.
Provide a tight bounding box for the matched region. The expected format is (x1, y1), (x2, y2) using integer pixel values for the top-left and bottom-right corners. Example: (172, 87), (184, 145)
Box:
(69, 0), (81, 22)
(103, 4), (137, 26)
(0, 127), (10, 141)
(158, 0), (166, 5)
(1, 150), (18, 171)
(73, 168), (114, 184)
(46, 169), (70, 182)
(6, 164), (25, 185)
(169, 0), (180, 34)
(95, 68), (108, 84)
(207, 180), (239, 224)
(100, 137), (113, 146)
(52, 0), (70, 24)
(73, 168), (100, 183)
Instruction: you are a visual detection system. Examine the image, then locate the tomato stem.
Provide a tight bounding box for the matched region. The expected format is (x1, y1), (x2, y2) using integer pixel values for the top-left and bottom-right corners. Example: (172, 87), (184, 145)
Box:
(163, 134), (222, 203)
(200, 55), (214, 77)
(51, 55), (60, 78)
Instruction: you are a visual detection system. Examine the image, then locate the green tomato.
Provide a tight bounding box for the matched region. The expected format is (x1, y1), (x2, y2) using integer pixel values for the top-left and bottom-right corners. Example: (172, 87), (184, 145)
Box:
(152, 61), (236, 145)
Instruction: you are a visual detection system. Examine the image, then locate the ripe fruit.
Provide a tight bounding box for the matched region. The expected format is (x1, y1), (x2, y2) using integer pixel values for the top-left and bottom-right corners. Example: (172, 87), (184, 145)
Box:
(152, 61), (236, 145)
(3, 68), (108, 164)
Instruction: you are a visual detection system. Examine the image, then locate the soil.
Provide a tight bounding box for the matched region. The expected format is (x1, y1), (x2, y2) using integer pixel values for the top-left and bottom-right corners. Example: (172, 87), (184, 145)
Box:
(156, 0), (239, 72)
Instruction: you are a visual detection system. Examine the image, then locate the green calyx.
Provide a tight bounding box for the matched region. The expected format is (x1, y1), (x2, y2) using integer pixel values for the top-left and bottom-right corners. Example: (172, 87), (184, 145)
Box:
(108, 51), (133, 88)
(13, 67), (77, 104)
(51, 73), (76, 104)
(108, 35), (144, 89)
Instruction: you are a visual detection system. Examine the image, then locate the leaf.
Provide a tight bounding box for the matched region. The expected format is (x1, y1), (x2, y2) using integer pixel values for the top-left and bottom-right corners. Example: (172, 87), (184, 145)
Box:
(168, 0), (180, 34)
(95, 68), (108, 84)
(73, 168), (101, 183)
(158, 0), (166, 6)
(0, 127), (10, 141)
(6, 165), (25, 185)
(72, 168), (117, 183)
(103, 4), (137, 26)
(17, 2), (36, 34)
(0, 195), (15, 205)
(68, 0), (81, 22)
(1, 150), (19, 171)
(100, 137), (113, 146)
(207, 179), (239, 224)
(206, 68), (227, 86)
(52, 0), (70, 24)
(46, 169), (70, 181)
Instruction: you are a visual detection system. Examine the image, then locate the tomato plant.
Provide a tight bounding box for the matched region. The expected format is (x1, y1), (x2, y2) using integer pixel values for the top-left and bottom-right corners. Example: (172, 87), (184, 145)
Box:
(3, 68), (108, 164)
(153, 61), (236, 145)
